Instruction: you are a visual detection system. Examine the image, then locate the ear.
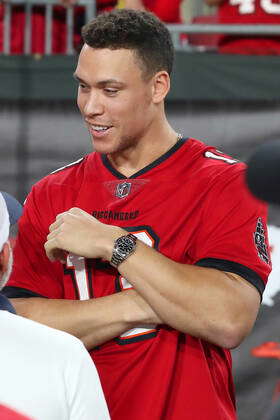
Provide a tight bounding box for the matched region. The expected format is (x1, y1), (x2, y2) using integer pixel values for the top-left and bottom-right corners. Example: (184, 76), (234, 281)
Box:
(0, 242), (10, 276)
(151, 71), (170, 104)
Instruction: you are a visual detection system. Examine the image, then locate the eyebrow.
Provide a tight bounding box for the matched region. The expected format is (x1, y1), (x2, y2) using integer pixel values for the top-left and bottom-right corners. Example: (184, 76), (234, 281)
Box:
(73, 74), (87, 84)
(73, 73), (125, 87)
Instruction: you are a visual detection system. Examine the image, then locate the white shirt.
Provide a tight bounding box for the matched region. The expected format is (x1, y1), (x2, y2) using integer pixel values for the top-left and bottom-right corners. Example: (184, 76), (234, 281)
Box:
(0, 310), (110, 420)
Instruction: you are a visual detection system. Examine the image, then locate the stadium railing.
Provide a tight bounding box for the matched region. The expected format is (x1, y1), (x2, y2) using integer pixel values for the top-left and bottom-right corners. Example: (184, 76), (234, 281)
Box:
(1, 0), (96, 54)
(168, 23), (280, 50)
(2, 0), (280, 55)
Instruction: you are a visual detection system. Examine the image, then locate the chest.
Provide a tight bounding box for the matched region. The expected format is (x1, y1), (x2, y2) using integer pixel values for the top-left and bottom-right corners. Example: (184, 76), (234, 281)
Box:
(59, 174), (209, 301)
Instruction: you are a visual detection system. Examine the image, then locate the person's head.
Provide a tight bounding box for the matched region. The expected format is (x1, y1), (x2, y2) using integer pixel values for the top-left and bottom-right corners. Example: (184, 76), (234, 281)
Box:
(75, 9), (175, 154)
(0, 192), (22, 290)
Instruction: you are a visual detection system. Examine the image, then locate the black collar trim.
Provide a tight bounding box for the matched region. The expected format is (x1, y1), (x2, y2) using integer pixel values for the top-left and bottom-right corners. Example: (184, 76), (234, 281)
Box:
(101, 137), (188, 179)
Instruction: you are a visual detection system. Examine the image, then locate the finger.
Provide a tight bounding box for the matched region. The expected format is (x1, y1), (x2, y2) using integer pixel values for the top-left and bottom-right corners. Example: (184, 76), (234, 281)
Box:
(47, 228), (61, 241)
(49, 218), (64, 232)
(49, 211), (76, 232)
(44, 239), (67, 263)
(68, 207), (89, 216)
(68, 207), (99, 223)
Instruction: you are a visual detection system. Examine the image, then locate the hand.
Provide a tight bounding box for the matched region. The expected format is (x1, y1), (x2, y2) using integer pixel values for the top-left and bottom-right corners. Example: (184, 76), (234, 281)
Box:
(45, 207), (123, 263)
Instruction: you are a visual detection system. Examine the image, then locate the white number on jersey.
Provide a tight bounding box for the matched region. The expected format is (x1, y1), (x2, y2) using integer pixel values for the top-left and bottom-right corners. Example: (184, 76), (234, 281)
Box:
(66, 226), (159, 345)
(204, 150), (238, 164)
(230, 0), (280, 14)
(66, 254), (90, 300)
(116, 229), (157, 344)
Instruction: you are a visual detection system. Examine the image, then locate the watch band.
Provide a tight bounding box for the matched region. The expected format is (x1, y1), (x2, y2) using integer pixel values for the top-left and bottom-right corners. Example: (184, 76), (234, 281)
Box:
(110, 233), (137, 268)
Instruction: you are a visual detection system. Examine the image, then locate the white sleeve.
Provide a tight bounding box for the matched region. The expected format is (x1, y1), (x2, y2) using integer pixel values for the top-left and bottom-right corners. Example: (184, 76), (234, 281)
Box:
(65, 338), (110, 420)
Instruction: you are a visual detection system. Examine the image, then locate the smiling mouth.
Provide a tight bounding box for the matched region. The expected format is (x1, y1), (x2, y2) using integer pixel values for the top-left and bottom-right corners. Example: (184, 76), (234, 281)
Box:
(90, 124), (112, 133)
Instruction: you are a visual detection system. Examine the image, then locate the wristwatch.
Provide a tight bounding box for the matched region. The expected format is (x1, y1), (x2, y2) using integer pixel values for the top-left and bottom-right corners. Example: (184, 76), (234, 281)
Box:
(110, 233), (137, 268)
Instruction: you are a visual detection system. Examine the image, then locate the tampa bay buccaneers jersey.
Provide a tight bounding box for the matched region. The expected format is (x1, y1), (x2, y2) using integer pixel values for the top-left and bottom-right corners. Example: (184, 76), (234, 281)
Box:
(218, 0), (280, 54)
(4, 138), (271, 420)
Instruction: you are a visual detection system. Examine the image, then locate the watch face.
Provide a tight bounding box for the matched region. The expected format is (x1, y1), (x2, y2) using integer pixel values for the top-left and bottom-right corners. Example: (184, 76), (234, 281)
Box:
(116, 236), (135, 257)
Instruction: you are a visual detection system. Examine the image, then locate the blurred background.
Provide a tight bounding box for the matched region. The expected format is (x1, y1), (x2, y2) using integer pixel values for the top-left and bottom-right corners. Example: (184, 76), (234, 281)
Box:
(1, 0), (280, 418)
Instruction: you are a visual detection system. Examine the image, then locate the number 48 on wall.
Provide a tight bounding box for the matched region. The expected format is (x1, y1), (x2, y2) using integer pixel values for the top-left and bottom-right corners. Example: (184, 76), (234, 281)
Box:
(230, 0), (280, 14)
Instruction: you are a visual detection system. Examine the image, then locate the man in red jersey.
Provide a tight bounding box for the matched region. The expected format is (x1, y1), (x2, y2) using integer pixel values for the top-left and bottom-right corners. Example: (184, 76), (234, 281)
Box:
(3, 9), (271, 420)
(205, 0), (280, 54)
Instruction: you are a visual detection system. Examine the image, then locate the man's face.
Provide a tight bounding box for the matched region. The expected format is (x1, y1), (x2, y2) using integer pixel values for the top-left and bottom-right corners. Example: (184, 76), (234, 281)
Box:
(75, 45), (156, 155)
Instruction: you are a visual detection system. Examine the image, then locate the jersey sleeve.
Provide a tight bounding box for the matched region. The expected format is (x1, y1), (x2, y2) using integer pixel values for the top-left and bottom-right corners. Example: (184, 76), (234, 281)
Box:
(3, 183), (64, 299)
(192, 166), (271, 297)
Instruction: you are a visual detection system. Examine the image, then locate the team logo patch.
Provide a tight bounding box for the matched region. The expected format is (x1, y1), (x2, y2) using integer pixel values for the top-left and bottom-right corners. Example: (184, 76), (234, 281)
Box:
(254, 218), (270, 265)
(115, 182), (132, 199)
(103, 179), (149, 201)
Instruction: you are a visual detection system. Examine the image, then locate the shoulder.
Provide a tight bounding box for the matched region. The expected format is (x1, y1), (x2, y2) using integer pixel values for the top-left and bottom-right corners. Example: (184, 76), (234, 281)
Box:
(180, 137), (249, 198)
(0, 311), (87, 356)
(35, 154), (93, 190)
(184, 137), (244, 174)
(23, 153), (97, 211)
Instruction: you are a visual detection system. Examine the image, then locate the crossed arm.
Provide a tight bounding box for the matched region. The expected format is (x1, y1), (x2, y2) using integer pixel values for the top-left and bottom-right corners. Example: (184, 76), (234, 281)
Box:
(11, 207), (261, 350)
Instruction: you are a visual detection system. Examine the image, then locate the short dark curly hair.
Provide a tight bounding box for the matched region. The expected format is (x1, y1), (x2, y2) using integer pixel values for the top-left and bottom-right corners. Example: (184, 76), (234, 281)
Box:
(81, 9), (174, 79)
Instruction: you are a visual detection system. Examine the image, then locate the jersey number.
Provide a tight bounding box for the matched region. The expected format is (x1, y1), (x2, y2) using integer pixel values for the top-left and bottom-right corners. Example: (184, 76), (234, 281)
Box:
(204, 150), (238, 164)
(114, 229), (158, 345)
(65, 227), (159, 345)
(230, 0), (280, 14)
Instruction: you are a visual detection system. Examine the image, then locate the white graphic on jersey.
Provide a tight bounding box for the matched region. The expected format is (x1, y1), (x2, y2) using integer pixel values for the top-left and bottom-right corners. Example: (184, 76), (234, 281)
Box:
(204, 150), (238, 165)
(230, 0), (280, 14)
(67, 254), (89, 300)
(50, 157), (84, 175)
(118, 230), (156, 340)
(262, 225), (280, 306)
(254, 218), (270, 265)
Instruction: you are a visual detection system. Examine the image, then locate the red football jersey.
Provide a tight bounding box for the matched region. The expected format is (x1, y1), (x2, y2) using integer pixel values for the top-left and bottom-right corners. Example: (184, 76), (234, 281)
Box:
(218, 0), (280, 54)
(5, 138), (271, 420)
(143, 0), (182, 23)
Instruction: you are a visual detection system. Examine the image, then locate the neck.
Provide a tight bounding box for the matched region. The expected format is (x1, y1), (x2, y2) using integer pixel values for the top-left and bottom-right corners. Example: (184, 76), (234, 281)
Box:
(107, 123), (180, 178)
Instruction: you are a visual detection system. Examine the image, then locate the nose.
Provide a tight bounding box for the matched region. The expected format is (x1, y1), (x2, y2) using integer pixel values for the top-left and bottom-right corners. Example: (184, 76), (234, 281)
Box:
(82, 91), (104, 118)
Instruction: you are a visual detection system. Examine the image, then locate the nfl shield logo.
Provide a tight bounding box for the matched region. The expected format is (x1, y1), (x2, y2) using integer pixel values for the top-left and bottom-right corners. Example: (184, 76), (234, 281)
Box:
(115, 182), (132, 199)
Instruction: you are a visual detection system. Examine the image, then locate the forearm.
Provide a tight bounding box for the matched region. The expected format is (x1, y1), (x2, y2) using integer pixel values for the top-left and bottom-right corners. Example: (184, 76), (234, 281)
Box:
(11, 289), (162, 350)
(118, 241), (260, 348)
(44, 208), (260, 349)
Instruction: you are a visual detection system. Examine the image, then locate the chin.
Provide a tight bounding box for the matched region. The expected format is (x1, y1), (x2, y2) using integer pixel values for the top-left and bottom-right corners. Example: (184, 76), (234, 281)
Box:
(92, 139), (125, 155)
(92, 142), (114, 155)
